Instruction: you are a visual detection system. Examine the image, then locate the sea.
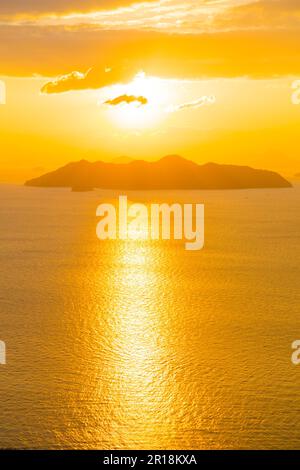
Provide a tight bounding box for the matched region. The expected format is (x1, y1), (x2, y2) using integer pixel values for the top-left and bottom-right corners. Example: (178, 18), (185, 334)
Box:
(0, 184), (299, 449)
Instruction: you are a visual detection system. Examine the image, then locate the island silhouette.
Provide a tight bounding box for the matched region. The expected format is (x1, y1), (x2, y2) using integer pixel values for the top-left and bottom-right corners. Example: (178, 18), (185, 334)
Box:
(25, 155), (292, 191)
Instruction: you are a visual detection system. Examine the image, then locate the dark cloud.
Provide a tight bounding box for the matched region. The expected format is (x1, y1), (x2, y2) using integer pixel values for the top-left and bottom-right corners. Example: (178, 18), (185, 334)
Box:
(41, 66), (137, 93)
(104, 94), (148, 106)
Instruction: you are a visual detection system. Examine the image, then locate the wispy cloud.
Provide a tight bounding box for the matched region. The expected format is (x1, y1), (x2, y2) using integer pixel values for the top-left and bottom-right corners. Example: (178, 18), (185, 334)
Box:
(1, 1), (300, 35)
(166, 95), (216, 113)
(2, 1), (300, 80)
(0, 1), (273, 34)
(104, 94), (148, 106)
(0, 0), (154, 17)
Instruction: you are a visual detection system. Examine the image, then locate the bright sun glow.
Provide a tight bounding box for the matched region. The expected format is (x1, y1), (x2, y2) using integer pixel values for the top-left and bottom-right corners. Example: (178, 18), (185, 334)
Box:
(104, 73), (170, 129)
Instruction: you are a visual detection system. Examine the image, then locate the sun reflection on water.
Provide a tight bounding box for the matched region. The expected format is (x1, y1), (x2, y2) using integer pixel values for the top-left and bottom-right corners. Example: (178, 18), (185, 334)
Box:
(93, 221), (172, 447)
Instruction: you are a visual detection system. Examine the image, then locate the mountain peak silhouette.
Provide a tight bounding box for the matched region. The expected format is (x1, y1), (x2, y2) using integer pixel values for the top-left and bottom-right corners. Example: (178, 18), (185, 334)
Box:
(25, 155), (292, 191)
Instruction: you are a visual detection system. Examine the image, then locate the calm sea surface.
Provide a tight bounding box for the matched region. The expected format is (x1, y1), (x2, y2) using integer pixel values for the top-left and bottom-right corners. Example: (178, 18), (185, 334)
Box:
(0, 184), (299, 449)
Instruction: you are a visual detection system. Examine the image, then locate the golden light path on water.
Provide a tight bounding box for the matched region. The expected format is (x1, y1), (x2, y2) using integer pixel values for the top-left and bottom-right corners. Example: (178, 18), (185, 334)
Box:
(84, 200), (225, 450)
(93, 216), (175, 448)
(78, 198), (242, 449)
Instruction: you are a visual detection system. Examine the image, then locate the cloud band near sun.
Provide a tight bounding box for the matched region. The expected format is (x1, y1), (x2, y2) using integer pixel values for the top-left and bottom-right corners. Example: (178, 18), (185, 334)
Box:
(104, 95), (148, 106)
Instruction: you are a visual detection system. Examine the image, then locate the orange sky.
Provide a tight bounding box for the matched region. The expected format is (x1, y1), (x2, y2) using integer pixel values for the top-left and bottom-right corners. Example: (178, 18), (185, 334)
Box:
(0, 0), (300, 182)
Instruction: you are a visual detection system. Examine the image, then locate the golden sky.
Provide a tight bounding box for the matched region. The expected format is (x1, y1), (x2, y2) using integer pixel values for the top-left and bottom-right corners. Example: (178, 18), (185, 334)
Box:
(0, 0), (300, 182)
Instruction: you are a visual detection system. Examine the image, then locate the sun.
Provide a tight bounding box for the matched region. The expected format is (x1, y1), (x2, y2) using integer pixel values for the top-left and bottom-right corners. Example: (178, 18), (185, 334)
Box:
(104, 73), (170, 129)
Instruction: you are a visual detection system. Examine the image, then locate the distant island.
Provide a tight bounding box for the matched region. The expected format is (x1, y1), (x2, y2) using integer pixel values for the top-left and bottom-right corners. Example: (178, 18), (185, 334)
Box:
(25, 155), (292, 190)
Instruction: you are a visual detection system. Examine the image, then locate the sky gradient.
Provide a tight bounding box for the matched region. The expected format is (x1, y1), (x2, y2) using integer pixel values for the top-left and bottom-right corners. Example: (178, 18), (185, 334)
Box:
(0, 0), (300, 182)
